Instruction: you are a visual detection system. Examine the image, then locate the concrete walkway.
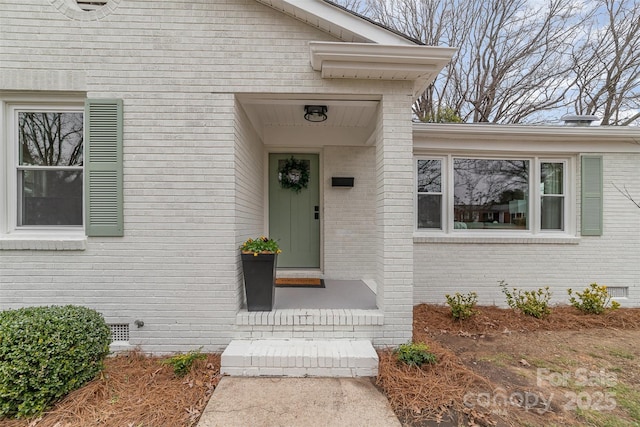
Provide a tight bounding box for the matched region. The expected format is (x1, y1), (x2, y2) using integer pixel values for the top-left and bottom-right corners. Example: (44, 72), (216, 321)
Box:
(197, 377), (401, 427)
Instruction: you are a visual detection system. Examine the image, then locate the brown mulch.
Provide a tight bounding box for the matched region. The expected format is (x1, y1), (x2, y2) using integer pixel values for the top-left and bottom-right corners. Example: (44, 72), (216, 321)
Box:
(413, 304), (640, 336)
(375, 304), (640, 425)
(3, 305), (640, 427)
(0, 351), (222, 427)
(377, 338), (493, 425)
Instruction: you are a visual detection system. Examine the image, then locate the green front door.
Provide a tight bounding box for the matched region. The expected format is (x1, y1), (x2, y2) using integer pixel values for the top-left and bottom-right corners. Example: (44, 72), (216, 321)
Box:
(269, 153), (320, 268)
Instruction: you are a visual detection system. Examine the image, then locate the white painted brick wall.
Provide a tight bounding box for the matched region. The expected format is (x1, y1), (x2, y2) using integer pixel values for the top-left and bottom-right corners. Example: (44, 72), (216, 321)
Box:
(0, 0), (390, 353)
(374, 93), (415, 346)
(323, 146), (377, 280)
(414, 153), (640, 307)
(234, 98), (266, 309)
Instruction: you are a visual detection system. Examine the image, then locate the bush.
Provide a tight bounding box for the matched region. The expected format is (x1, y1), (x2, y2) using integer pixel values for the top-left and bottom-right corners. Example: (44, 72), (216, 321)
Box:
(499, 280), (552, 319)
(394, 342), (437, 367)
(161, 348), (206, 377)
(568, 283), (620, 314)
(0, 305), (111, 418)
(445, 292), (478, 320)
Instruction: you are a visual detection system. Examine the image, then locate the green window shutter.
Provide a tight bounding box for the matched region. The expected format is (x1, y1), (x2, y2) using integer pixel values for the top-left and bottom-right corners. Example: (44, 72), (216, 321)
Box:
(85, 99), (123, 237)
(581, 155), (603, 236)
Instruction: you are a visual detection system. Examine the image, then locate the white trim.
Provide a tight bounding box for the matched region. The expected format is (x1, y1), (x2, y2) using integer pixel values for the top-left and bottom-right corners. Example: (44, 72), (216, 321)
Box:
(414, 154), (575, 239)
(254, 0), (417, 45)
(310, 42), (457, 98)
(3, 102), (85, 237)
(414, 156), (446, 231)
(414, 123), (640, 152)
(413, 235), (580, 245)
(0, 233), (87, 250)
(538, 158), (573, 234)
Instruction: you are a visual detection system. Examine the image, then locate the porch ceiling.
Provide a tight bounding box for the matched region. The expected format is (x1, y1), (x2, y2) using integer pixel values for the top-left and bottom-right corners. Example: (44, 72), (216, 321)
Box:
(239, 97), (379, 146)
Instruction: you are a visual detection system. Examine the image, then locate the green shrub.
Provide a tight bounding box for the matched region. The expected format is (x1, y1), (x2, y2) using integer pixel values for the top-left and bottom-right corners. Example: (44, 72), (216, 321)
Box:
(445, 292), (478, 320)
(0, 305), (111, 419)
(568, 283), (620, 314)
(394, 342), (437, 367)
(160, 348), (206, 377)
(499, 280), (552, 319)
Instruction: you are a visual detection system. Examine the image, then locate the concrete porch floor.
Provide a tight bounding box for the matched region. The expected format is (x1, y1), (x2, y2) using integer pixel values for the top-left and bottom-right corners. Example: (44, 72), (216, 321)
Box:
(274, 280), (377, 310)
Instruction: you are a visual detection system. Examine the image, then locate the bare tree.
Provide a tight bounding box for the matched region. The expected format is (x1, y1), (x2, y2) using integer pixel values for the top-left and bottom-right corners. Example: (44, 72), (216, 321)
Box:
(570, 0), (640, 126)
(328, 0), (370, 14)
(356, 0), (589, 123)
(19, 112), (83, 167)
(360, 0), (464, 120)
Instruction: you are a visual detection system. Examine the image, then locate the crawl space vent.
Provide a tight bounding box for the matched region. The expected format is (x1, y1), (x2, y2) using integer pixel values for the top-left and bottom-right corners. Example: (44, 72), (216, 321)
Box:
(607, 287), (629, 298)
(109, 324), (130, 342)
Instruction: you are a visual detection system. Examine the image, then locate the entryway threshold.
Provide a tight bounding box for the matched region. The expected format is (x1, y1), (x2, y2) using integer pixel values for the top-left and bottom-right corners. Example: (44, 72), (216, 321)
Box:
(275, 268), (323, 278)
(236, 308), (384, 326)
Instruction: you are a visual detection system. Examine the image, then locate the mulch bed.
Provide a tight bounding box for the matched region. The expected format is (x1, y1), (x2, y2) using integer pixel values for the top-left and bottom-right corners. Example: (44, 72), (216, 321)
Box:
(0, 351), (221, 427)
(3, 305), (640, 427)
(413, 304), (640, 336)
(375, 304), (640, 425)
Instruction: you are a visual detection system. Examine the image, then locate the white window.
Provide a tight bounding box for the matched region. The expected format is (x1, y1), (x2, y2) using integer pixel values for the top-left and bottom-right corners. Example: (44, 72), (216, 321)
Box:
(7, 105), (84, 231)
(416, 156), (571, 234)
(540, 161), (565, 230)
(416, 158), (443, 229)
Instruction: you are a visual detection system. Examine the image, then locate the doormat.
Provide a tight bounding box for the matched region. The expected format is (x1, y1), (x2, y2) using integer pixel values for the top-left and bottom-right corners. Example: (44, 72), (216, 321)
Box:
(275, 278), (325, 288)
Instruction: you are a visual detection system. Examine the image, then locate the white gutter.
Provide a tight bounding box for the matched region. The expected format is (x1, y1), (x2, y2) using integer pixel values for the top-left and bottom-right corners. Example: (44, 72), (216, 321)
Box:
(413, 123), (640, 153)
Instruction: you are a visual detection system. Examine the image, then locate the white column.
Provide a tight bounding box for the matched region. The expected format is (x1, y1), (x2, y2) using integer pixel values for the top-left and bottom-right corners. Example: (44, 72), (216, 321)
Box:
(374, 90), (415, 346)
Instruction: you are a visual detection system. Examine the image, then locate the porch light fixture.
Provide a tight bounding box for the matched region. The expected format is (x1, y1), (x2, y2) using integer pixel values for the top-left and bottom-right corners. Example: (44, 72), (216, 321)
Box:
(304, 105), (328, 122)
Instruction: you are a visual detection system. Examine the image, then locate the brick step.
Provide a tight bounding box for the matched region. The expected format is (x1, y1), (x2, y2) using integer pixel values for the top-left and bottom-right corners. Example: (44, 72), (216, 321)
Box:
(221, 339), (378, 377)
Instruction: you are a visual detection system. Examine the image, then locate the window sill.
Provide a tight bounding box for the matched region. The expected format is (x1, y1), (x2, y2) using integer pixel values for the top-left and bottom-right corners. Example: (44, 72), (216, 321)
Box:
(0, 233), (87, 250)
(413, 233), (580, 245)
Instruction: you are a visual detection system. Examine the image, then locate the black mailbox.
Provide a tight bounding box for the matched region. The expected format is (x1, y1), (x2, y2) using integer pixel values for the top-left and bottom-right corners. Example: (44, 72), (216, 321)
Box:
(332, 177), (354, 187)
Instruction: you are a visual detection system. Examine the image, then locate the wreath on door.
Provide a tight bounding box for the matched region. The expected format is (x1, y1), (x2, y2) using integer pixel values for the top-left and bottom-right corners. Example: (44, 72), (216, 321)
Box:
(278, 156), (310, 193)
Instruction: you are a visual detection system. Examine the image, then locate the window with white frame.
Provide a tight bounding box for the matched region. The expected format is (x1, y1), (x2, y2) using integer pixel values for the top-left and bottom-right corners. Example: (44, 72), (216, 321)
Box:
(540, 161), (565, 230)
(10, 106), (84, 228)
(416, 156), (570, 233)
(416, 159), (443, 229)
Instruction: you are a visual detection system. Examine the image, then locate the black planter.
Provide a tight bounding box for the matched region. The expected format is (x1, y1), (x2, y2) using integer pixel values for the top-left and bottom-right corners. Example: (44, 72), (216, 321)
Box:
(241, 252), (277, 311)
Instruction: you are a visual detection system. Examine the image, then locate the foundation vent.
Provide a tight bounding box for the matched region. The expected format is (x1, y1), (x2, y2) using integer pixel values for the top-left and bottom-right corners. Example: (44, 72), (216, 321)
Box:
(607, 287), (629, 298)
(109, 323), (130, 342)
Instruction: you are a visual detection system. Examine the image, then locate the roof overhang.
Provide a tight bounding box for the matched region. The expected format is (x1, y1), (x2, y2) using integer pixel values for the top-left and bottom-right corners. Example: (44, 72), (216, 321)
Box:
(310, 42), (457, 98)
(413, 123), (640, 153)
(254, 0), (418, 45)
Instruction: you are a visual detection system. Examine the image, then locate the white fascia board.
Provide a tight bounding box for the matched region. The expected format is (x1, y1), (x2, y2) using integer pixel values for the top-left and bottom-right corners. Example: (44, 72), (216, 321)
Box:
(413, 123), (640, 153)
(310, 42), (457, 97)
(255, 0), (417, 45)
(309, 42), (456, 68)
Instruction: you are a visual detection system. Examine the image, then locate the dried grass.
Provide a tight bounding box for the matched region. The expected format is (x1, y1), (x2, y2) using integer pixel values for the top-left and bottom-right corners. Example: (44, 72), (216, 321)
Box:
(0, 351), (221, 427)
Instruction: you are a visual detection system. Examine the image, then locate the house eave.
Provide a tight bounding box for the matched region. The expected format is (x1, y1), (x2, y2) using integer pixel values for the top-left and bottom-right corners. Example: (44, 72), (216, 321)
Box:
(413, 123), (640, 153)
(310, 42), (457, 98)
(254, 0), (419, 45)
